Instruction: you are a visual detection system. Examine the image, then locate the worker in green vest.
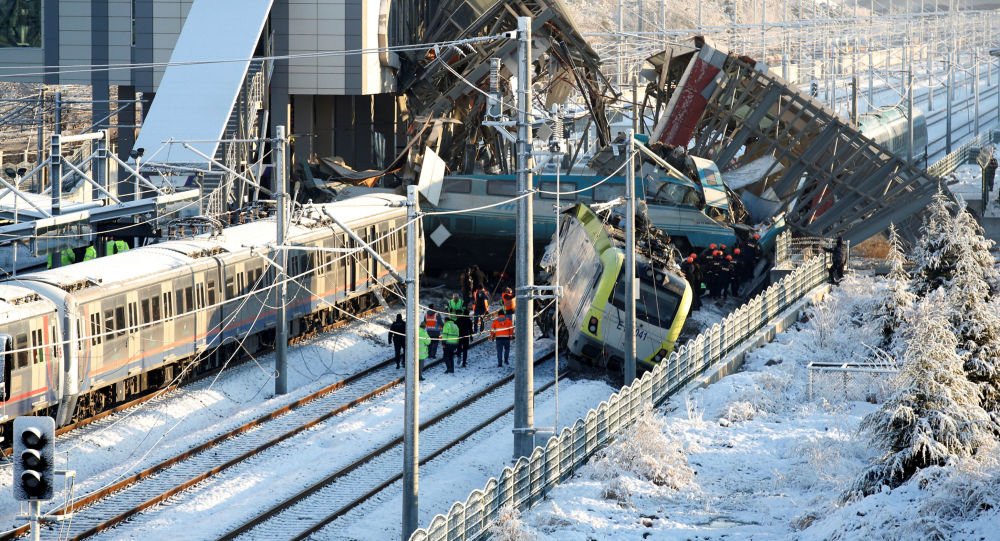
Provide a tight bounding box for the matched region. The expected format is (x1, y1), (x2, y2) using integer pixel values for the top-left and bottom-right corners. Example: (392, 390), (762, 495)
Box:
(47, 248), (76, 269)
(441, 315), (460, 374)
(418, 322), (430, 381)
(83, 246), (97, 261)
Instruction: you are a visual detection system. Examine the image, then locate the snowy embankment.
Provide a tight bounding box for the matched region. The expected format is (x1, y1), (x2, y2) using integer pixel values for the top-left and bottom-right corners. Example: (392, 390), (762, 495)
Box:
(513, 274), (1000, 541)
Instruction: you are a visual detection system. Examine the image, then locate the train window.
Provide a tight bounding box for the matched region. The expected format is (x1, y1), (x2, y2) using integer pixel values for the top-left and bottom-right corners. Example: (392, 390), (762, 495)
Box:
(443, 178), (472, 193)
(142, 299), (151, 323)
(164, 293), (173, 318)
(51, 325), (58, 358)
(128, 303), (138, 334)
(104, 309), (115, 339)
(14, 333), (28, 369)
(185, 287), (194, 312)
(317, 252), (327, 276)
(90, 314), (102, 346)
(151, 295), (161, 321)
(539, 181), (577, 201)
(225, 276), (235, 299)
(238, 273), (246, 294)
(76, 320), (83, 352)
(115, 307), (126, 337)
(31, 329), (42, 365)
(594, 184), (625, 202)
(175, 290), (184, 315)
(487, 180), (516, 196)
(198, 284), (205, 308)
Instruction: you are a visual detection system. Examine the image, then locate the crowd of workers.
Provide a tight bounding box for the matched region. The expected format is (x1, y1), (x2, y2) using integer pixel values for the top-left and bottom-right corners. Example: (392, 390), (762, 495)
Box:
(388, 265), (519, 377)
(679, 233), (761, 310)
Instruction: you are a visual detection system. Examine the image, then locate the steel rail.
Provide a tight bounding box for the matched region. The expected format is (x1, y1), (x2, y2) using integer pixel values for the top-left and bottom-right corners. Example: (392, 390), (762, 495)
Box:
(218, 354), (561, 541)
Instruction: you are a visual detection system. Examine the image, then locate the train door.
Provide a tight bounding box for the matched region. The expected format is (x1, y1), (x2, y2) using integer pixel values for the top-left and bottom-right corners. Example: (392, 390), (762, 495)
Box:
(161, 286), (175, 360)
(139, 286), (163, 362)
(86, 303), (104, 373)
(347, 234), (357, 295)
(103, 295), (128, 373)
(126, 292), (141, 367)
(175, 276), (195, 355)
(29, 318), (50, 408)
(193, 272), (208, 352)
(204, 265), (221, 348)
(1, 335), (9, 408)
(9, 329), (33, 411)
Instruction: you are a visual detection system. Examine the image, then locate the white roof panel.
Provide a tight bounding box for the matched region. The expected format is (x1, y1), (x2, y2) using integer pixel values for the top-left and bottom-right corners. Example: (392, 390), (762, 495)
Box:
(133, 0), (274, 166)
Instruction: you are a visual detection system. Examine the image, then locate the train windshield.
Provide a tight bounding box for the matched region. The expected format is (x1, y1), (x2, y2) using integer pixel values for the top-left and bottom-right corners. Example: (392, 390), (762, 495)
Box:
(644, 176), (703, 208)
(557, 217), (602, 325)
(610, 277), (682, 329)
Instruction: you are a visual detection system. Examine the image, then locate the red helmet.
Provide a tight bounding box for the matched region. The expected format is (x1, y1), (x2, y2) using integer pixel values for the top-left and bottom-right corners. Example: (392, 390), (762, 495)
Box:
(721, 244), (727, 250)
(726, 255), (733, 261)
(689, 253), (697, 259)
(714, 250), (722, 256)
(709, 243), (717, 250)
(734, 248), (741, 255)
(686, 256), (694, 263)
(753, 233), (760, 240)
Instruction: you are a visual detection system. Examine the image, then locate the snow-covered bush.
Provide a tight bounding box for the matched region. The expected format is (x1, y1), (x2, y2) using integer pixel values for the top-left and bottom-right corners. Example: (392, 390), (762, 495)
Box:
(851, 292), (993, 497)
(588, 409), (695, 496)
(489, 504), (537, 541)
(803, 275), (882, 364)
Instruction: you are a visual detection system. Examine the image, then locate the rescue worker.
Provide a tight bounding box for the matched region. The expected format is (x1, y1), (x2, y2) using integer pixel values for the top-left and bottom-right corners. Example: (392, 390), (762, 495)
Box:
(987, 155), (998, 193)
(424, 304), (443, 358)
(388, 314), (406, 369)
(501, 287), (516, 314)
(723, 255), (737, 298)
(470, 265), (488, 292)
(706, 250), (725, 298)
(731, 248), (745, 296)
(490, 311), (514, 367)
(456, 310), (473, 368)
(472, 284), (490, 334)
(680, 255), (702, 311)
(447, 293), (465, 315)
(441, 315), (460, 373)
(417, 322), (429, 381)
(824, 236), (847, 284)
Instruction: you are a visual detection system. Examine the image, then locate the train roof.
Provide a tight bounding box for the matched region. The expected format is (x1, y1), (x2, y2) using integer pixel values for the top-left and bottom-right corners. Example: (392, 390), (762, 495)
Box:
(18, 247), (194, 292)
(0, 283), (57, 323)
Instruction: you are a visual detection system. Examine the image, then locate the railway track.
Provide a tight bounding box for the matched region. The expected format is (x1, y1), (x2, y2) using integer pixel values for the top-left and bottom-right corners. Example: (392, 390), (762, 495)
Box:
(218, 356), (562, 541)
(1, 306), (385, 459)
(0, 327), (535, 540)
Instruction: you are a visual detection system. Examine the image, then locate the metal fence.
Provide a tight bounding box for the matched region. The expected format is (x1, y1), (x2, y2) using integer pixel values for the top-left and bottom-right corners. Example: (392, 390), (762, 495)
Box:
(410, 247), (830, 541)
(927, 129), (1000, 180)
(807, 362), (899, 404)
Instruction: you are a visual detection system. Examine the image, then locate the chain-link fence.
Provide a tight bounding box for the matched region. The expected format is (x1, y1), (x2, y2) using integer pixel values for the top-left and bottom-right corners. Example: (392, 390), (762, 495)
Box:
(410, 248), (830, 541)
(807, 362), (899, 404)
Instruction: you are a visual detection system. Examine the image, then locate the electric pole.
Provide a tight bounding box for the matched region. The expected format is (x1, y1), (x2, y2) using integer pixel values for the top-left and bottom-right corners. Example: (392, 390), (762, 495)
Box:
(275, 125), (289, 395)
(514, 15), (536, 460)
(402, 184), (421, 540)
(624, 130), (637, 386)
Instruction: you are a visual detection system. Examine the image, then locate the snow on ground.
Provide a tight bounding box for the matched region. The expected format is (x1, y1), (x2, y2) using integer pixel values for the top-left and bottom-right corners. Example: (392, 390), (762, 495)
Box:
(0, 307), (405, 529)
(516, 274), (1000, 541)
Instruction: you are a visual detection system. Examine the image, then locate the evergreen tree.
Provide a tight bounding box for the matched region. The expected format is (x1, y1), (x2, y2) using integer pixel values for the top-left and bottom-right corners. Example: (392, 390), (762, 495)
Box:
(853, 291), (992, 496)
(909, 190), (959, 297)
(947, 207), (1000, 434)
(869, 224), (916, 354)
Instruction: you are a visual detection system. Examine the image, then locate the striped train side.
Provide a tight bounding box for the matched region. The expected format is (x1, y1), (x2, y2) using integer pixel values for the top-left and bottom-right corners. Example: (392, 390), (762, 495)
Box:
(0, 194), (418, 442)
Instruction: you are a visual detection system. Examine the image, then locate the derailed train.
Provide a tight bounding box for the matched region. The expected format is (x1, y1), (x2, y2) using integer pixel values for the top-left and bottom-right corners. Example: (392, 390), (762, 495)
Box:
(0, 194), (415, 441)
(543, 203), (692, 372)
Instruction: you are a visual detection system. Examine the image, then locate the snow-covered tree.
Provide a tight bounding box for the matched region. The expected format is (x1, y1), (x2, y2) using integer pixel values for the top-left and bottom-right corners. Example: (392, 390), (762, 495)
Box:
(868, 224), (916, 354)
(910, 190), (959, 297)
(852, 291), (993, 496)
(950, 203), (999, 295)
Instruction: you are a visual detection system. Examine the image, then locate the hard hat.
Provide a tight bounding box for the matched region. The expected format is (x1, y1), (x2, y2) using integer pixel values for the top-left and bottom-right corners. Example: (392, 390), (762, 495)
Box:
(721, 244), (727, 250)
(689, 253), (697, 259)
(714, 250), (722, 256)
(709, 243), (717, 249)
(753, 233), (760, 240)
(726, 255), (733, 261)
(734, 248), (741, 255)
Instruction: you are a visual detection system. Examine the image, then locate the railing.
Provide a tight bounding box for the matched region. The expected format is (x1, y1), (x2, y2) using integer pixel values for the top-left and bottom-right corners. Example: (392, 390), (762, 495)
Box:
(205, 59), (269, 218)
(927, 129), (1000, 180)
(410, 249), (830, 541)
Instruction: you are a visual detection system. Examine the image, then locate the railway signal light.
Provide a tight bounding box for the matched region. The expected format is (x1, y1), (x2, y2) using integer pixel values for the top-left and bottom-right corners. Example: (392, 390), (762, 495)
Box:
(13, 416), (55, 501)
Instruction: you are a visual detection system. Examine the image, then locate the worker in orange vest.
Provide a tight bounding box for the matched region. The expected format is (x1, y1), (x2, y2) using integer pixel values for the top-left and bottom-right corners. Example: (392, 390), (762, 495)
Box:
(501, 287), (516, 314)
(490, 312), (514, 367)
(424, 304), (444, 358)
